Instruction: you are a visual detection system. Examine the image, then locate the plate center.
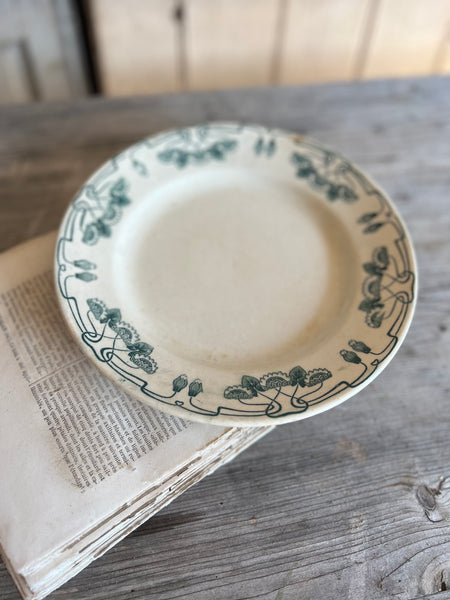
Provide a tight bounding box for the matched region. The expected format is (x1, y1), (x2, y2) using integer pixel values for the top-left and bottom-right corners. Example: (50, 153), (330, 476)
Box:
(114, 168), (356, 368)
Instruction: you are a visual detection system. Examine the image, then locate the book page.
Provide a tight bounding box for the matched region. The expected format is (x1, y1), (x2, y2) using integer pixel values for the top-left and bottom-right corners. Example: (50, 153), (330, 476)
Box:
(0, 233), (233, 578)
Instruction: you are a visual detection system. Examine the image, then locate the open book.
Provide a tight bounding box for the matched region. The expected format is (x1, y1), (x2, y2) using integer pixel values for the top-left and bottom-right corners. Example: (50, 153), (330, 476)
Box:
(0, 233), (272, 600)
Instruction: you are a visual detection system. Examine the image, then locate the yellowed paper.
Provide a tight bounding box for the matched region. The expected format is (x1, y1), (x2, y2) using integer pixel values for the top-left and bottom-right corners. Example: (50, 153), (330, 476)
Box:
(0, 233), (270, 600)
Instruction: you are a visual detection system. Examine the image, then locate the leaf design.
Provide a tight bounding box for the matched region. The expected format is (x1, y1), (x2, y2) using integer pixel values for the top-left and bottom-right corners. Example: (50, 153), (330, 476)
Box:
(304, 368), (332, 387)
(359, 298), (384, 313)
(127, 341), (153, 356)
(348, 340), (371, 354)
(74, 259), (96, 270)
(373, 246), (389, 268)
(84, 298), (162, 378)
(189, 379), (203, 397)
(115, 327), (133, 344)
(172, 374), (188, 393)
(110, 194), (131, 207)
(260, 372), (291, 389)
(327, 184), (357, 202)
(224, 362), (333, 415)
(367, 277), (381, 298)
(289, 365), (307, 387)
(364, 222), (384, 234)
(241, 375), (264, 392)
(109, 183), (130, 205)
(340, 350), (362, 364)
(102, 204), (121, 225)
(81, 178), (132, 246)
(358, 212), (378, 223)
(110, 178), (127, 197)
(158, 139), (237, 168)
(132, 159), (148, 176)
(291, 153), (357, 202)
(99, 308), (121, 326)
(75, 272), (97, 282)
(82, 224), (99, 245)
(224, 385), (255, 400)
(292, 153), (315, 177)
(366, 310), (384, 328)
(363, 262), (383, 276)
(254, 138), (276, 157)
(95, 219), (111, 238)
(254, 138), (263, 155)
(359, 246), (390, 328)
(129, 355), (157, 374)
(87, 298), (105, 319)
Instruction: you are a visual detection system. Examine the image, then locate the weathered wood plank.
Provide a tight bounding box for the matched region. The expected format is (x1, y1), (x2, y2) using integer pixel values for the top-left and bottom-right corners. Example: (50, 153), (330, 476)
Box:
(0, 41), (34, 105)
(363, 0), (450, 78)
(0, 0), (88, 105)
(0, 76), (450, 600)
(279, 0), (371, 84)
(185, 0), (280, 90)
(435, 29), (450, 74)
(89, 0), (180, 96)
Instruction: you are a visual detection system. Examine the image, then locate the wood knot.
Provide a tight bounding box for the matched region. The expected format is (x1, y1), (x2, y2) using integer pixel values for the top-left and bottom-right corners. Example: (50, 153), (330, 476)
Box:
(416, 477), (450, 522)
(420, 555), (450, 595)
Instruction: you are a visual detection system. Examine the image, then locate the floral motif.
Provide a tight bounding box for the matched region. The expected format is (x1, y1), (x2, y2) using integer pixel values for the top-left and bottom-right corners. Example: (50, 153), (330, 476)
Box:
(82, 179), (131, 246)
(348, 339), (371, 354)
(241, 375), (264, 393)
(288, 365), (307, 386)
(260, 372), (291, 389)
(74, 259), (96, 270)
(87, 298), (157, 368)
(359, 246), (391, 328)
(129, 355), (157, 374)
(223, 385), (255, 400)
(340, 349), (362, 364)
(84, 297), (203, 400)
(188, 379), (203, 397)
(291, 153), (358, 202)
(224, 364), (334, 418)
(87, 298), (105, 319)
(158, 140), (237, 168)
(56, 124), (415, 421)
(304, 368), (332, 387)
(172, 374), (188, 393)
(254, 137), (276, 157)
(75, 272), (97, 282)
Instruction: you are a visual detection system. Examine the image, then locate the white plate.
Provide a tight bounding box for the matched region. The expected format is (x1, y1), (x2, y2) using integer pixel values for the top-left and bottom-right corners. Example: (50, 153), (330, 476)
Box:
(55, 123), (417, 426)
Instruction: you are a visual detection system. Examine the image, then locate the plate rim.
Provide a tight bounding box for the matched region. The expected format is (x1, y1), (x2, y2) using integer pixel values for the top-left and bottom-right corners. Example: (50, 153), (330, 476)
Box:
(54, 121), (418, 426)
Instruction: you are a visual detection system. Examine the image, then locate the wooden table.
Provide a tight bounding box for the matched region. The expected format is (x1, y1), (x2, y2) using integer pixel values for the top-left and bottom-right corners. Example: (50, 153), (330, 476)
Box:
(1, 77), (450, 600)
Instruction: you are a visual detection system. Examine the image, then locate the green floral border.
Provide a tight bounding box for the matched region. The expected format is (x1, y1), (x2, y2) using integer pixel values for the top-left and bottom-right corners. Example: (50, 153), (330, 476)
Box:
(56, 124), (415, 421)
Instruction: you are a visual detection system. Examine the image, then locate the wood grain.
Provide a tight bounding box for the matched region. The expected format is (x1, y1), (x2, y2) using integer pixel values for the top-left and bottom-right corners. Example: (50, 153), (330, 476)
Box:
(88, 0), (450, 96)
(435, 25), (450, 74)
(0, 41), (34, 105)
(90, 0), (180, 96)
(1, 76), (450, 599)
(279, 0), (370, 84)
(363, 0), (450, 78)
(185, 0), (279, 90)
(0, 0), (88, 105)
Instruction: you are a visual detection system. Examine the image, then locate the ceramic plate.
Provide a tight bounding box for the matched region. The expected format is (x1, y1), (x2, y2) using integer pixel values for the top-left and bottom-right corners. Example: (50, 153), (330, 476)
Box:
(55, 123), (417, 426)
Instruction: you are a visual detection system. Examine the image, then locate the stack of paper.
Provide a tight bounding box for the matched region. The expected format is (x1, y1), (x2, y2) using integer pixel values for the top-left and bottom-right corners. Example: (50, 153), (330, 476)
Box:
(0, 233), (271, 600)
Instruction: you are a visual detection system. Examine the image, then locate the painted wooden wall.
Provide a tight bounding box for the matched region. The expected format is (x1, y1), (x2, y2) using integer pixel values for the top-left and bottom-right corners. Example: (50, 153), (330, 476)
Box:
(0, 0), (88, 105)
(90, 0), (450, 97)
(1, 0), (449, 104)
